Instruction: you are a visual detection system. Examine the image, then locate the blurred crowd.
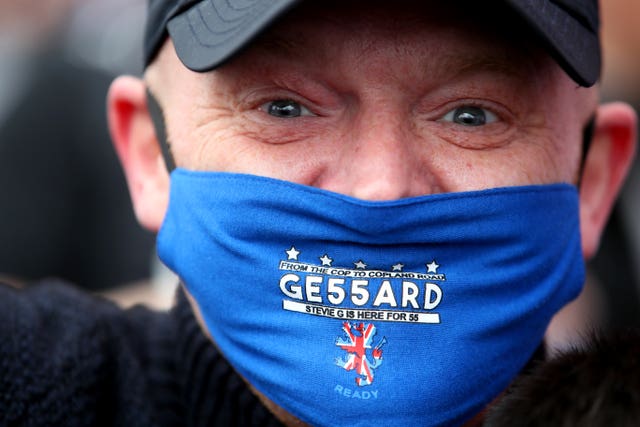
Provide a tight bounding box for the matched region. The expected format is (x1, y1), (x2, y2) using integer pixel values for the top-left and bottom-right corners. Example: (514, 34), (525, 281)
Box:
(0, 0), (156, 294)
(0, 0), (638, 334)
(588, 0), (640, 331)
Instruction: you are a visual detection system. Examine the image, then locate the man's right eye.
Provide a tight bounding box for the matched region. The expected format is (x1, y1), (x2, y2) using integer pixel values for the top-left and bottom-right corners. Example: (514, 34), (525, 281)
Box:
(260, 100), (315, 118)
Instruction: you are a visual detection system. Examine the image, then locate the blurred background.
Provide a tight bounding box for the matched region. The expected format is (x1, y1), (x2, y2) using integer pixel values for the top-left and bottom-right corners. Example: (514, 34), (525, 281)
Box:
(0, 0), (172, 306)
(594, 0), (640, 328)
(0, 1), (638, 326)
(534, 0), (640, 351)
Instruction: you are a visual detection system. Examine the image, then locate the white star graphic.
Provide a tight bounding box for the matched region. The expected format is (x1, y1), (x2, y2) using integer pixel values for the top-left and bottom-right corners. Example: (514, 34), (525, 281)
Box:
(354, 260), (367, 270)
(320, 254), (333, 266)
(426, 260), (440, 273)
(392, 263), (405, 272)
(286, 246), (300, 260)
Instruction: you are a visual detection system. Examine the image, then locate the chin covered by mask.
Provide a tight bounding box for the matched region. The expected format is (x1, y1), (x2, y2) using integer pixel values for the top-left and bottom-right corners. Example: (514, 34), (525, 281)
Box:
(157, 170), (584, 427)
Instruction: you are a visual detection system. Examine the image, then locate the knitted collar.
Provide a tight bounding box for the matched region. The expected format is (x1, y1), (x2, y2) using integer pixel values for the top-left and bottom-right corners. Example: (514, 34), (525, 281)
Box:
(171, 288), (285, 427)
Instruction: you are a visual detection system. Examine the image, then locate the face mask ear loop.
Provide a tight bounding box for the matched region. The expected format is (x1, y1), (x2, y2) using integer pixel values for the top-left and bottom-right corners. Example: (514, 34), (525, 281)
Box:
(146, 88), (177, 173)
(578, 114), (596, 187)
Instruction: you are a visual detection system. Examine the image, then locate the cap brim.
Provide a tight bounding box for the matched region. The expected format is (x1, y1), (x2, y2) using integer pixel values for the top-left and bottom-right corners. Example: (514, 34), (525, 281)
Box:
(167, 0), (299, 72)
(505, 0), (600, 87)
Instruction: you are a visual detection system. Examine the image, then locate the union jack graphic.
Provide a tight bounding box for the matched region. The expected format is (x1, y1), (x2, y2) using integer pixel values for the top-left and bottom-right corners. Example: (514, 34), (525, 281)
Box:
(335, 322), (386, 386)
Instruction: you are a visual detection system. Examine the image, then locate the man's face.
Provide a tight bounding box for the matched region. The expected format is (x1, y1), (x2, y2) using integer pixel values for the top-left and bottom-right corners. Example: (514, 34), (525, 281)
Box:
(148, 1), (595, 201)
(117, 3), (634, 424)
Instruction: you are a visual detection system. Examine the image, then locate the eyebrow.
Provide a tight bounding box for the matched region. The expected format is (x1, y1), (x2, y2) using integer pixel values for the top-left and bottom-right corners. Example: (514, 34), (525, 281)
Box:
(251, 33), (310, 60)
(445, 54), (531, 80)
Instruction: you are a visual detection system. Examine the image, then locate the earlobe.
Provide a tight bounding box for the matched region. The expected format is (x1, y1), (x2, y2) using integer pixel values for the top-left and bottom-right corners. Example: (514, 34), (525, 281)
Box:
(107, 76), (170, 232)
(579, 102), (637, 259)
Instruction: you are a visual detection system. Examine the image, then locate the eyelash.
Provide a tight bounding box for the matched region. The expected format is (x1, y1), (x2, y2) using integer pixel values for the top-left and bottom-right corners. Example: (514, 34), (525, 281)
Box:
(259, 99), (316, 118)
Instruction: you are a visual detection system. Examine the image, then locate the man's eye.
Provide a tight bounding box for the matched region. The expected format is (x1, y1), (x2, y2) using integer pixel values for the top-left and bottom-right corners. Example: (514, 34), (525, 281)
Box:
(260, 100), (314, 118)
(441, 106), (498, 126)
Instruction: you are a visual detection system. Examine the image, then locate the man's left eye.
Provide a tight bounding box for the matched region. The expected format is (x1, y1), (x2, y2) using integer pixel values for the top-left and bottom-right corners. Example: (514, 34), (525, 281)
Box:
(260, 100), (315, 118)
(440, 106), (498, 126)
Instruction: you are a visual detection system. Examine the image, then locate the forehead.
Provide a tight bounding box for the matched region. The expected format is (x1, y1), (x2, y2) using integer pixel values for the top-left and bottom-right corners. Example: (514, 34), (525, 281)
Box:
(183, 2), (548, 99)
(235, 0), (545, 75)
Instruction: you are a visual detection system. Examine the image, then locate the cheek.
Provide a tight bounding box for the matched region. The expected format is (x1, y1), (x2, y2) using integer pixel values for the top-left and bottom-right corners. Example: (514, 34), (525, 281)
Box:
(178, 123), (346, 185)
(173, 129), (580, 194)
(428, 139), (580, 193)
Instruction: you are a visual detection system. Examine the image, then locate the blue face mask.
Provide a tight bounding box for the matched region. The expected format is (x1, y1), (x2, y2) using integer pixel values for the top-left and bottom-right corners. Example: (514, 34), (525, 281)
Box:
(157, 170), (584, 427)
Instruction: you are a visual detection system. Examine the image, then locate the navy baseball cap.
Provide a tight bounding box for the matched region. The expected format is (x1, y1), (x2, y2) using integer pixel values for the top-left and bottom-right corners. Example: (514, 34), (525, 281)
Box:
(144, 0), (600, 87)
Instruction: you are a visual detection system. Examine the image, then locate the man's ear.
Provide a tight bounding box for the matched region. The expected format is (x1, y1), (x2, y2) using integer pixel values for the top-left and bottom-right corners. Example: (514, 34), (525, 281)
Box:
(580, 102), (637, 259)
(107, 76), (169, 232)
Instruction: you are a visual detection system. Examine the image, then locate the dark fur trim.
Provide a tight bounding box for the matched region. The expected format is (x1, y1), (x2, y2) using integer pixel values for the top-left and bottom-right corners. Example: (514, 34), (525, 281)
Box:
(485, 330), (640, 426)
